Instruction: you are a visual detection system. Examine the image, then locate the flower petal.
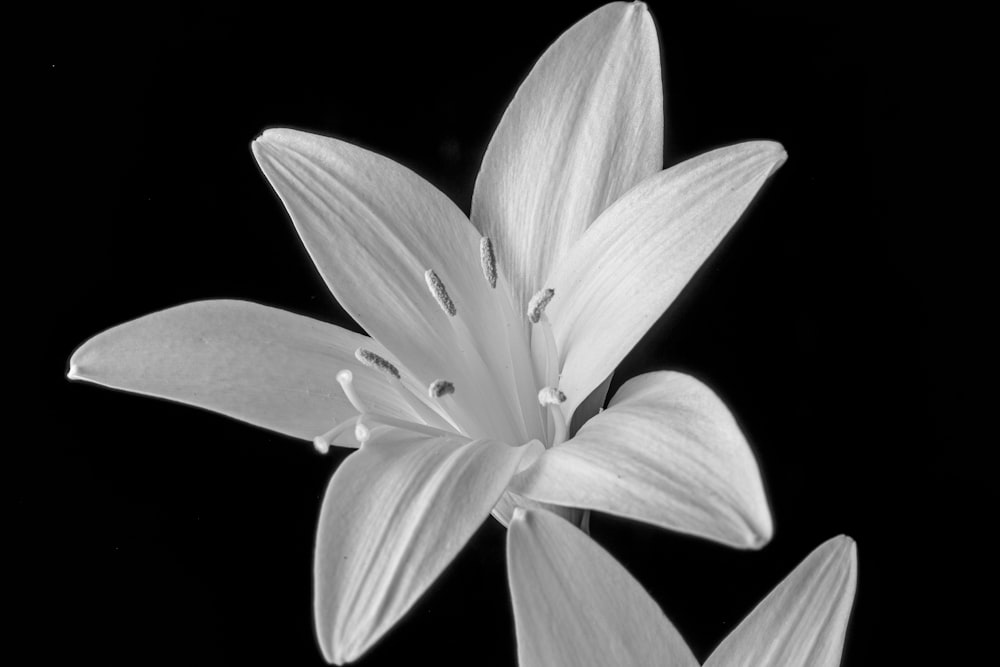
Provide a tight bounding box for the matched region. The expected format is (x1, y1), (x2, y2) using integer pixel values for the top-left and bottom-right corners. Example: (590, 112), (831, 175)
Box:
(705, 536), (859, 667)
(507, 508), (698, 667)
(472, 1), (663, 313)
(67, 300), (417, 445)
(314, 431), (534, 664)
(511, 371), (772, 549)
(253, 128), (538, 445)
(548, 141), (787, 418)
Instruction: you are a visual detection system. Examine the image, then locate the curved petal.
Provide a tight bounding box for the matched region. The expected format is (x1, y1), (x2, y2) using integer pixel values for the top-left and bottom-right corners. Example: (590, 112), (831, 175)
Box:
(510, 371), (772, 549)
(314, 431), (532, 664)
(253, 129), (538, 445)
(705, 536), (859, 667)
(507, 508), (698, 667)
(67, 300), (418, 445)
(472, 1), (663, 313)
(548, 141), (787, 418)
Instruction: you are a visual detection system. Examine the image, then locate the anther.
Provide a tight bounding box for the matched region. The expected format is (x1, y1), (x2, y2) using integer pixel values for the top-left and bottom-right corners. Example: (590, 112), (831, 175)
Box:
(538, 386), (567, 406)
(527, 288), (555, 324)
(480, 237), (497, 289)
(355, 348), (400, 379)
(428, 379), (455, 398)
(425, 269), (457, 316)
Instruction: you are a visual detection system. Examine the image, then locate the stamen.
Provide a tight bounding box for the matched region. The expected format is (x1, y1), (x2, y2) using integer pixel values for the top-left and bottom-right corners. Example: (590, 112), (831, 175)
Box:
(527, 288), (555, 324)
(428, 379), (455, 398)
(538, 386), (568, 447)
(425, 269), (457, 316)
(354, 348), (400, 379)
(480, 237), (497, 289)
(336, 369), (369, 413)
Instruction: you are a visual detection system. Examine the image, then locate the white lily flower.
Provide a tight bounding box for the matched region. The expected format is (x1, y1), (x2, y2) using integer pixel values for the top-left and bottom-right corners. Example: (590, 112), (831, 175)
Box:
(509, 508), (858, 667)
(68, 2), (785, 663)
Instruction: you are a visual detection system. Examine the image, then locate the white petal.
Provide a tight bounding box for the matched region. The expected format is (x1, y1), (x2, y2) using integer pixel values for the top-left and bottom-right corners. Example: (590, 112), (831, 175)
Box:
(314, 431), (532, 664)
(548, 142), (787, 418)
(511, 371), (772, 549)
(507, 508), (698, 667)
(253, 129), (539, 444)
(705, 536), (859, 667)
(68, 300), (417, 445)
(472, 1), (663, 313)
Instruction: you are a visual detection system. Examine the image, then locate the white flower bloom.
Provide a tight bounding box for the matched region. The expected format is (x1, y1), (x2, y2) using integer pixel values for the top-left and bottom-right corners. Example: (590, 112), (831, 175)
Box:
(68, 2), (785, 663)
(508, 508), (859, 667)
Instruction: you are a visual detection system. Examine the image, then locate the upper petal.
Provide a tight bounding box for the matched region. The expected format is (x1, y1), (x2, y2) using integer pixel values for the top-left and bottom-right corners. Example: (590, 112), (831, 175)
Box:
(253, 129), (537, 444)
(67, 300), (418, 444)
(704, 536), (859, 667)
(472, 1), (663, 314)
(314, 430), (533, 664)
(548, 141), (787, 419)
(510, 371), (772, 549)
(507, 508), (698, 667)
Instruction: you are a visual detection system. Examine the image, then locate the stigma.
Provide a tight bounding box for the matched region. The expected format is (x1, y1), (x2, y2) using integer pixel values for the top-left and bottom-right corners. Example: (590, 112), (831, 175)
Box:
(538, 386), (567, 406)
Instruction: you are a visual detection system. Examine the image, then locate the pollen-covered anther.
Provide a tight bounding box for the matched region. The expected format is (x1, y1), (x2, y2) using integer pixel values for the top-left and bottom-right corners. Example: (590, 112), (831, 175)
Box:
(479, 237), (497, 289)
(425, 269), (457, 316)
(537, 386), (567, 406)
(354, 348), (400, 379)
(354, 421), (371, 444)
(428, 379), (455, 399)
(527, 288), (555, 324)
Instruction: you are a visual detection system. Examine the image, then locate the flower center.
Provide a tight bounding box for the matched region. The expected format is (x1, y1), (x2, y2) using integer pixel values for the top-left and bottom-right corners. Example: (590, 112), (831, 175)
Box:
(315, 236), (570, 451)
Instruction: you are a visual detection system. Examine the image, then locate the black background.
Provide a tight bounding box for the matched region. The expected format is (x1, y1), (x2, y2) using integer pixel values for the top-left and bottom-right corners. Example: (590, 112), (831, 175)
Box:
(24, 2), (986, 665)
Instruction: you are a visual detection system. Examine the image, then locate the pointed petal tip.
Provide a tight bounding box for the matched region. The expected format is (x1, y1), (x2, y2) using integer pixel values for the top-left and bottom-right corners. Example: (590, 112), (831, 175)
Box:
(66, 361), (81, 381)
(830, 533), (858, 560)
(743, 510), (775, 550)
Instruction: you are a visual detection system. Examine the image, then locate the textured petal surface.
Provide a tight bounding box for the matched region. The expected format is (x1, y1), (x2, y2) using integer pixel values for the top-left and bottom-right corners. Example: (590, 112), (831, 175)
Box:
(314, 432), (531, 664)
(253, 128), (538, 444)
(511, 372), (772, 549)
(705, 536), (859, 667)
(472, 1), (663, 313)
(548, 142), (787, 418)
(507, 508), (698, 667)
(68, 300), (416, 444)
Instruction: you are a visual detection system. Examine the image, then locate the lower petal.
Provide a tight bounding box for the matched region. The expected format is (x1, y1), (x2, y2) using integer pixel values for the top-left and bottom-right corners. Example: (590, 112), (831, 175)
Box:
(704, 536), (859, 667)
(511, 371), (773, 549)
(507, 508), (699, 667)
(314, 430), (532, 664)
